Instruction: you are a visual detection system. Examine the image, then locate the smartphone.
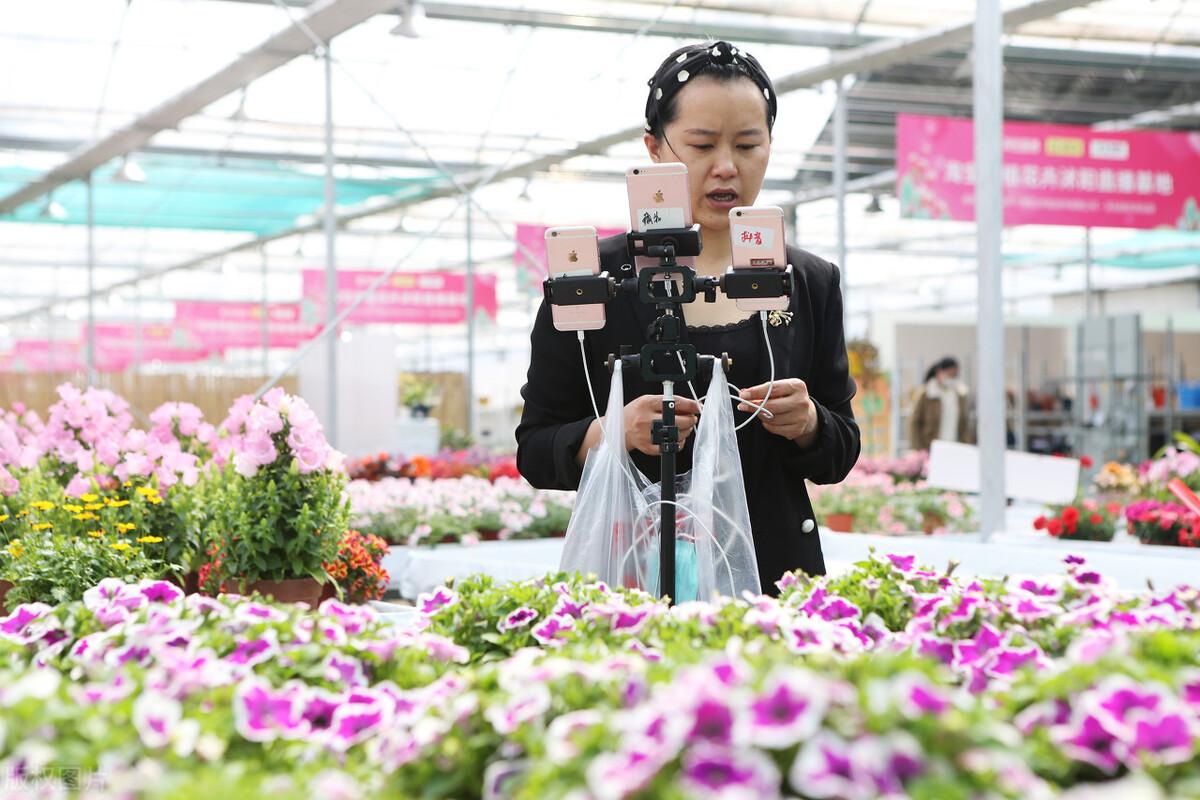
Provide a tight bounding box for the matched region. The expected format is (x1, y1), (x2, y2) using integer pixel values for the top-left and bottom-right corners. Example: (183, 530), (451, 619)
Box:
(546, 226), (606, 332)
(729, 205), (789, 312)
(625, 164), (696, 273)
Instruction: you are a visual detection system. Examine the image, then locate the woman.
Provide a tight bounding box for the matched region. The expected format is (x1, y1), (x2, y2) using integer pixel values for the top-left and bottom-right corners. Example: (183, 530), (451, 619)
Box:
(910, 356), (972, 452)
(516, 41), (860, 593)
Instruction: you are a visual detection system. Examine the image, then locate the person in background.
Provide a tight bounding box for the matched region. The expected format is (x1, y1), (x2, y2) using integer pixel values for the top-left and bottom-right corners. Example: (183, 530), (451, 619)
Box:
(910, 356), (971, 452)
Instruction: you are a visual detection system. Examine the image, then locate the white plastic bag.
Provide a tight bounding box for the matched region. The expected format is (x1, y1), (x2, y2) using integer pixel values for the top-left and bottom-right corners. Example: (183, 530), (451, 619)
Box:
(559, 359), (760, 600)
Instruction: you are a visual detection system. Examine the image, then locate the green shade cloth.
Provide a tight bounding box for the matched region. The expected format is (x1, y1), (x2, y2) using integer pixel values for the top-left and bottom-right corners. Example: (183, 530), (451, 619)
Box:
(0, 155), (440, 235)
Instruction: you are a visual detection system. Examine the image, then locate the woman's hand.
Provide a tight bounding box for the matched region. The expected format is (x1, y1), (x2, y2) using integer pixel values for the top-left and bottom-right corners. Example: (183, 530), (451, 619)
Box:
(738, 379), (819, 448)
(625, 395), (700, 456)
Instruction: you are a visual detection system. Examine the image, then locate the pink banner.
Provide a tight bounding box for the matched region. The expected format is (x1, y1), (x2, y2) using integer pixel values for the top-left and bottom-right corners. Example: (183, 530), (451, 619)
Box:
(87, 323), (210, 366)
(896, 113), (1200, 229)
(174, 302), (318, 351)
(300, 271), (498, 326)
(514, 223), (626, 281)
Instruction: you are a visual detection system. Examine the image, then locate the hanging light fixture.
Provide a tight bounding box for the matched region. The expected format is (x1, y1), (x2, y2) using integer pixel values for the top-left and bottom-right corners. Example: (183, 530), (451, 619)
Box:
(112, 155), (146, 184)
(39, 195), (68, 220)
(390, 0), (424, 38)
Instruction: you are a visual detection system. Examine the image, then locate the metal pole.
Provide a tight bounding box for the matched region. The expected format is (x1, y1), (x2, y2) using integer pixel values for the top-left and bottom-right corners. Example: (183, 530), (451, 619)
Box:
(834, 76), (849, 325)
(1083, 227), (1093, 318)
(1017, 327), (1029, 452)
(261, 247), (270, 377)
(1165, 316), (1175, 442)
(322, 44), (338, 449)
(86, 173), (96, 385)
(465, 193), (476, 439)
(890, 359), (901, 457)
(974, 0), (1006, 541)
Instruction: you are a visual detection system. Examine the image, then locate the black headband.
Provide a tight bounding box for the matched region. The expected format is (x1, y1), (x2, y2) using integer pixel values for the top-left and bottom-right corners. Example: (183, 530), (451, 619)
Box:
(644, 41), (777, 135)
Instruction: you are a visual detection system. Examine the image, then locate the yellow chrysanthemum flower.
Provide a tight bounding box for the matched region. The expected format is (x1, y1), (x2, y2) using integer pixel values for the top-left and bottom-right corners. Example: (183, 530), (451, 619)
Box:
(110, 541), (131, 552)
(73, 513), (99, 522)
(116, 522), (136, 533)
(84, 503), (104, 512)
(107, 500), (130, 508)
(30, 501), (55, 511)
(136, 486), (159, 498)
(87, 530), (105, 538)
(63, 504), (84, 514)
(31, 522), (53, 531)
(6, 541), (23, 558)
(80, 494), (100, 503)
(0, 514), (8, 524)
(136, 536), (163, 544)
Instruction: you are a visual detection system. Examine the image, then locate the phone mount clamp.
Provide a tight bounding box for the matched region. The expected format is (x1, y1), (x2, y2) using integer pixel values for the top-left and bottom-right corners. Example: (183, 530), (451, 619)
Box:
(542, 224), (790, 603)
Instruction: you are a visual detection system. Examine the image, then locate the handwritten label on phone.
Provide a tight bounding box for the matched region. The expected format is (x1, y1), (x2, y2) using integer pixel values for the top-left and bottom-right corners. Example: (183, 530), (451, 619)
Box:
(637, 207), (686, 231)
(733, 224), (775, 249)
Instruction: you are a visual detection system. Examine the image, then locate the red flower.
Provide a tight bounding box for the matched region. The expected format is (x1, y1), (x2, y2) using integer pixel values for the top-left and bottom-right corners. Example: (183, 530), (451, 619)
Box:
(1047, 519), (1063, 536)
(1065, 520), (1078, 535)
(1105, 503), (1122, 516)
(1062, 507), (1080, 525)
(1033, 516), (1047, 531)
(1080, 455), (1094, 469)
(1089, 513), (1103, 525)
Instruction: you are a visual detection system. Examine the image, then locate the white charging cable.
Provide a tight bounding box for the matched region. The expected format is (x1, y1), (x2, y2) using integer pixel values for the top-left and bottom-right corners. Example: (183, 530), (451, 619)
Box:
(732, 311), (775, 432)
(578, 330), (601, 421)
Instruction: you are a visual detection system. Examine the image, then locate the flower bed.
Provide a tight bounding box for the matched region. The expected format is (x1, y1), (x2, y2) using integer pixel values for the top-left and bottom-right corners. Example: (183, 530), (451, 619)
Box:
(349, 476), (573, 546)
(346, 448), (520, 483)
(1, 554), (1199, 797)
(808, 471), (974, 535)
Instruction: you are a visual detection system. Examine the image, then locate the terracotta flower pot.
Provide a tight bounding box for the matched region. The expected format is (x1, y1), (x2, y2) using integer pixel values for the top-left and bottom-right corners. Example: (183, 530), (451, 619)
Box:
(921, 512), (945, 535)
(320, 582), (338, 604)
(243, 577), (324, 606)
(825, 513), (854, 533)
(479, 529), (501, 542)
(0, 579), (12, 615)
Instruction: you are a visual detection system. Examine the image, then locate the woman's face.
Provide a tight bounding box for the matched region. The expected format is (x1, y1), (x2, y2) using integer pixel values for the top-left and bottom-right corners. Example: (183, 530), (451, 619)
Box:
(644, 75), (771, 233)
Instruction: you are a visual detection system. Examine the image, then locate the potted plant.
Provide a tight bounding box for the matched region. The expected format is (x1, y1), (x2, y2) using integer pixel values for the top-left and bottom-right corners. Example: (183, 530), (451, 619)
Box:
(199, 389), (349, 605)
(399, 374), (439, 419)
(1034, 499), (1120, 542)
(321, 529), (390, 603)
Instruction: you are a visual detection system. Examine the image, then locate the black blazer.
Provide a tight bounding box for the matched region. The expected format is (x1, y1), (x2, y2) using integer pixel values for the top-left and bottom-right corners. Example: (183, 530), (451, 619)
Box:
(516, 234), (860, 592)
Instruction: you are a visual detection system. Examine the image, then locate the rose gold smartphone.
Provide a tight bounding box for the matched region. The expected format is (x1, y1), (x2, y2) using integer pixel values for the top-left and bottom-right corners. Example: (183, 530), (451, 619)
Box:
(625, 164), (695, 273)
(546, 226), (605, 332)
(729, 205), (789, 312)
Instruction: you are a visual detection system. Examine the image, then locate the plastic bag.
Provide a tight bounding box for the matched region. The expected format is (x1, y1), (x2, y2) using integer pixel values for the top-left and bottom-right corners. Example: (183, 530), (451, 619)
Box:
(559, 359), (760, 600)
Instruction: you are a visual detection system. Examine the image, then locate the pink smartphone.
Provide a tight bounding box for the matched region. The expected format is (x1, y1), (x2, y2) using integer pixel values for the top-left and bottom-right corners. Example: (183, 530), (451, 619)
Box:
(625, 164), (695, 273)
(729, 205), (789, 312)
(546, 226), (605, 332)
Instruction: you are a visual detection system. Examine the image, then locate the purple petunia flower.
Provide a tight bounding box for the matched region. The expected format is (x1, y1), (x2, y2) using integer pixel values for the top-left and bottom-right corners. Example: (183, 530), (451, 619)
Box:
(687, 694), (737, 745)
(1055, 713), (1121, 773)
(498, 607), (538, 632)
(899, 675), (952, 718)
(791, 730), (862, 800)
(132, 692), (181, 749)
(680, 744), (781, 800)
(1129, 713), (1194, 765)
(484, 686), (551, 735)
(234, 681), (309, 743)
(420, 633), (470, 663)
(887, 554), (916, 573)
(0, 604), (53, 644)
(1064, 554), (1086, 565)
(323, 652), (367, 687)
(226, 635), (279, 667)
(416, 586), (458, 616)
(743, 669), (826, 748)
(139, 580), (184, 604)
(985, 645), (1045, 679)
(532, 615), (575, 646)
(329, 700), (389, 751)
(1075, 571), (1103, 586)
